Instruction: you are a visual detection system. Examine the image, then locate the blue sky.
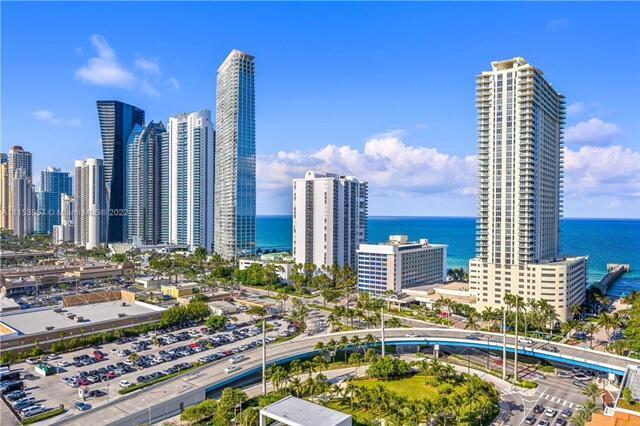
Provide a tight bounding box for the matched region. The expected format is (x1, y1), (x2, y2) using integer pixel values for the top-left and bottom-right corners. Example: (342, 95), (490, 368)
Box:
(2, 2), (639, 218)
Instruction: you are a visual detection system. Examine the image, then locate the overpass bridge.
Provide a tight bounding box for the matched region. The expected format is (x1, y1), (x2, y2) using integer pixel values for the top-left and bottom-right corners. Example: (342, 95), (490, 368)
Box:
(54, 328), (638, 426)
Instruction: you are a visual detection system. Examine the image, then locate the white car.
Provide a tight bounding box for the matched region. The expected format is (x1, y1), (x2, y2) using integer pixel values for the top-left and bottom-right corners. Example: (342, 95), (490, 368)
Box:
(57, 360), (70, 367)
(224, 365), (240, 374)
(405, 333), (419, 338)
(518, 338), (534, 345)
(545, 408), (557, 418)
(228, 355), (245, 364)
(119, 380), (132, 388)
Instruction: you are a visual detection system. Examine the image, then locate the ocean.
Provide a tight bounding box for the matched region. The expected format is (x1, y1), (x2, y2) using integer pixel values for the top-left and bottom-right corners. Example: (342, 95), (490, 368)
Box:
(256, 216), (640, 298)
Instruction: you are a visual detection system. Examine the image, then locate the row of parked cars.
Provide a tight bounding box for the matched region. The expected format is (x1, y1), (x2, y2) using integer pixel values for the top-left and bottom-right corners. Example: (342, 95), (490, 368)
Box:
(2, 382), (52, 419)
(524, 405), (572, 425)
(61, 359), (139, 388)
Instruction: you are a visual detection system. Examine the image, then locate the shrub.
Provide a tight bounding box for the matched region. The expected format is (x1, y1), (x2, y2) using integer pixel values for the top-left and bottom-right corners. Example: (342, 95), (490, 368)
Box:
(366, 356), (411, 379)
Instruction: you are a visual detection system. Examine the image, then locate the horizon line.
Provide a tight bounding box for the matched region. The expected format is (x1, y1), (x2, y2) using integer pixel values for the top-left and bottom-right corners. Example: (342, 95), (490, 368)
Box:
(256, 214), (640, 221)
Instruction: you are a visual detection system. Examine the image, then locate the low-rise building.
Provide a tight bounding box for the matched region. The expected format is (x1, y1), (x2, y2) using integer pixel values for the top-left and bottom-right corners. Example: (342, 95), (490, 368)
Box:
(238, 253), (294, 283)
(259, 396), (352, 426)
(403, 282), (476, 310)
(161, 283), (199, 298)
(470, 256), (588, 322)
(135, 276), (170, 290)
(208, 301), (238, 316)
(357, 235), (447, 297)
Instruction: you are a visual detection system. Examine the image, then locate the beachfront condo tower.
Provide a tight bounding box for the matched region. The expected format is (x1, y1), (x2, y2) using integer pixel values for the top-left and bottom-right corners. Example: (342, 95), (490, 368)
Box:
(167, 111), (214, 251)
(469, 57), (587, 321)
(214, 49), (256, 259)
(292, 171), (368, 270)
(126, 121), (169, 246)
(74, 158), (107, 249)
(97, 100), (145, 242)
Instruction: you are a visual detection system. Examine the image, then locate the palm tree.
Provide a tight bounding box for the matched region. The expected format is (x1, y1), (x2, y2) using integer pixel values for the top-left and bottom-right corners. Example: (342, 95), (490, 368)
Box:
(290, 359), (304, 377)
(314, 341), (326, 358)
(582, 382), (601, 402)
(597, 312), (621, 348)
(584, 322), (599, 349)
(350, 335), (363, 354)
(339, 335), (350, 362)
(465, 313), (480, 330)
(312, 355), (328, 372)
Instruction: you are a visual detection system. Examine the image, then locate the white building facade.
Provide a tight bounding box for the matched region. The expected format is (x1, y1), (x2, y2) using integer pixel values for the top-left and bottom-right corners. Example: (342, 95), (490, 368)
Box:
(74, 158), (107, 249)
(214, 50), (256, 259)
(469, 57), (587, 321)
(167, 111), (214, 252)
(293, 171), (368, 270)
(10, 170), (35, 237)
(357, 235), (447, 296)
(53, 193), (74, 244)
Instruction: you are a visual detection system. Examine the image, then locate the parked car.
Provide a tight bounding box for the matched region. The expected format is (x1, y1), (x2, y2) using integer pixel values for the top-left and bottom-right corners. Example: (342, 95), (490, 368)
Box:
(545, 408), (557, 418)
(74, 402), (92, 411)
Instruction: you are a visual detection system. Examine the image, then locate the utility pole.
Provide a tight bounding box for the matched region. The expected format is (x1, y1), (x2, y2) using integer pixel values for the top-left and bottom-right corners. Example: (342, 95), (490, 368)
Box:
(502, 308), (507, 380)
(380, 306), (386, 357)
(514, 298), (519, 385)
(262, 316), (267, 395)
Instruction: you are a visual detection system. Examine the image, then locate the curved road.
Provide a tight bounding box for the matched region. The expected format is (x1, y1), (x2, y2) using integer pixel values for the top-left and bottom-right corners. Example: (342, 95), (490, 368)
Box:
(53, 328), (636, 426)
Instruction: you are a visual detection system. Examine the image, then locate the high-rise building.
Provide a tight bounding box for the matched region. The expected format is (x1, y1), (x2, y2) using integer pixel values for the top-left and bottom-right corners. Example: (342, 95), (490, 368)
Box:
(168, 111), (214, 251)
(53, 194), (74, 245)
(292, 171), (368, 269)
(35, 167), (72, 234)
(126, 121), (168, 245)
(10, 169), (35, 237)
(214, 50), (256, 259)
(8, 145), (32, 179)
(469, 57), (587, 321)
(0, 158), (10, 229)
(97, 100), (145, 242)
(357, 235), (447, 297)
(74, 158), (107, 249)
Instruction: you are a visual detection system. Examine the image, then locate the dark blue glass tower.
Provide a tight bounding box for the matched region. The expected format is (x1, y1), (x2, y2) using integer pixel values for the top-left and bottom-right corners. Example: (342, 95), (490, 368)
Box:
(35, 167), (72, 234)
(97, 100), (145, 242)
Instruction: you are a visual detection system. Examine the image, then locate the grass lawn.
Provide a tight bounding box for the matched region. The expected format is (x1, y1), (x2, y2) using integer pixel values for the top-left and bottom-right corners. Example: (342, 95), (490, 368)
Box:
(325, 401), (373, 426)
(354, 374), (447, 402)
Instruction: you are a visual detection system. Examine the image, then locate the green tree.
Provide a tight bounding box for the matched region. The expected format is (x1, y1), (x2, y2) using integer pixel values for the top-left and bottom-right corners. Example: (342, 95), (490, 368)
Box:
(205, 315), (228, 331)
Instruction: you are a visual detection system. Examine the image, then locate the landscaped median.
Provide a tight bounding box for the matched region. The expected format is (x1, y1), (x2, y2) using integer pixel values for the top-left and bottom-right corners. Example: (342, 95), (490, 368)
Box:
(119, 362), (203, 395)
(21, 405), (65, 425)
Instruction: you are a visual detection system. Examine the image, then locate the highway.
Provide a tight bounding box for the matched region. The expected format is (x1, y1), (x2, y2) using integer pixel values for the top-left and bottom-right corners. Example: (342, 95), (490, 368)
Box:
(50, 327), (637, 426)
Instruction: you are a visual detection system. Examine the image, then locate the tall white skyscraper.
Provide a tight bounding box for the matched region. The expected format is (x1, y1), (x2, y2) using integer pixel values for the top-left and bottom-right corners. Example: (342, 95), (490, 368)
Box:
(292, 171), (368, 269)
(167, 111), (214, 251)
(74, 158), (106, 249)
(214, 49), (256, 259)
(53, 193), (74, 245)
(469, 57), (587, 321)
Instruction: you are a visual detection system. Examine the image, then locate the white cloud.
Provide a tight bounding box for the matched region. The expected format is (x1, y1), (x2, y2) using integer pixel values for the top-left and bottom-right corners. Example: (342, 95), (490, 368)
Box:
(75, 34), (136, 88)
(564, 145), (640, 198)
(257, 131), (477, 198)
(565, 118), (621, 145)
(75, 34), (172, 96)
(134, 56), (160, 74)
(32, 110), (82, 127)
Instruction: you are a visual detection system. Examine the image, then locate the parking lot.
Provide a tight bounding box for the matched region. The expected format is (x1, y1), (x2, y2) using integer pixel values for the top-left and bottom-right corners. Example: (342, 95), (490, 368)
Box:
(1, 316), (292, 423)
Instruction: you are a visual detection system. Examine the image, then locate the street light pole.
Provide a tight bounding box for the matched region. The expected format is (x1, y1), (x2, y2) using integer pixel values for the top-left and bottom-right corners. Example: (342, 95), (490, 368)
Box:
(502, 308), (507, 380)
(262, 316), (267, 395)
(514, 298), (519, 385)
(380, 306), (386, 357)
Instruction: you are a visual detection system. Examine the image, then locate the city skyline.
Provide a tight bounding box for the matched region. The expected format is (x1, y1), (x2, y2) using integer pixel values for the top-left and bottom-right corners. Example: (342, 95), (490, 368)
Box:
(2, 2), (639, 219)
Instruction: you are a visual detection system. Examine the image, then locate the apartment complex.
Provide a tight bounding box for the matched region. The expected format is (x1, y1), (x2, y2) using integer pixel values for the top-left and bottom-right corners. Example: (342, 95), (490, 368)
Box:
(469, 57), (587, 321)
(127, 121), (169, 245)
(53, 193), (74, 244)
(35, 167), (72, 234)
(8, 145), (32, 179)
(97, 100), (145, 242)
(357, 235), (447, 296)
(0, 158), (10, 229)
(10, 170), (36, 237)
(293, 171), (368, 269)
(167, 111), (214, 251)
(214, 50), (256, 259)
(74, 158), (107, 249)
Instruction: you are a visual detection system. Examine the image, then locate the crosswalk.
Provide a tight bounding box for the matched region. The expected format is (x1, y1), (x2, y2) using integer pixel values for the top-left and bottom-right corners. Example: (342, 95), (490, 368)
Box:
(541, 393), (578, 408)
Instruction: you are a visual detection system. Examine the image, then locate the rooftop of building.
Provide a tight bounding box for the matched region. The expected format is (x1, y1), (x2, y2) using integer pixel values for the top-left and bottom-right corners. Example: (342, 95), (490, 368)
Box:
(0, 300), (162, 336)
(260, 395), (351, 426)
